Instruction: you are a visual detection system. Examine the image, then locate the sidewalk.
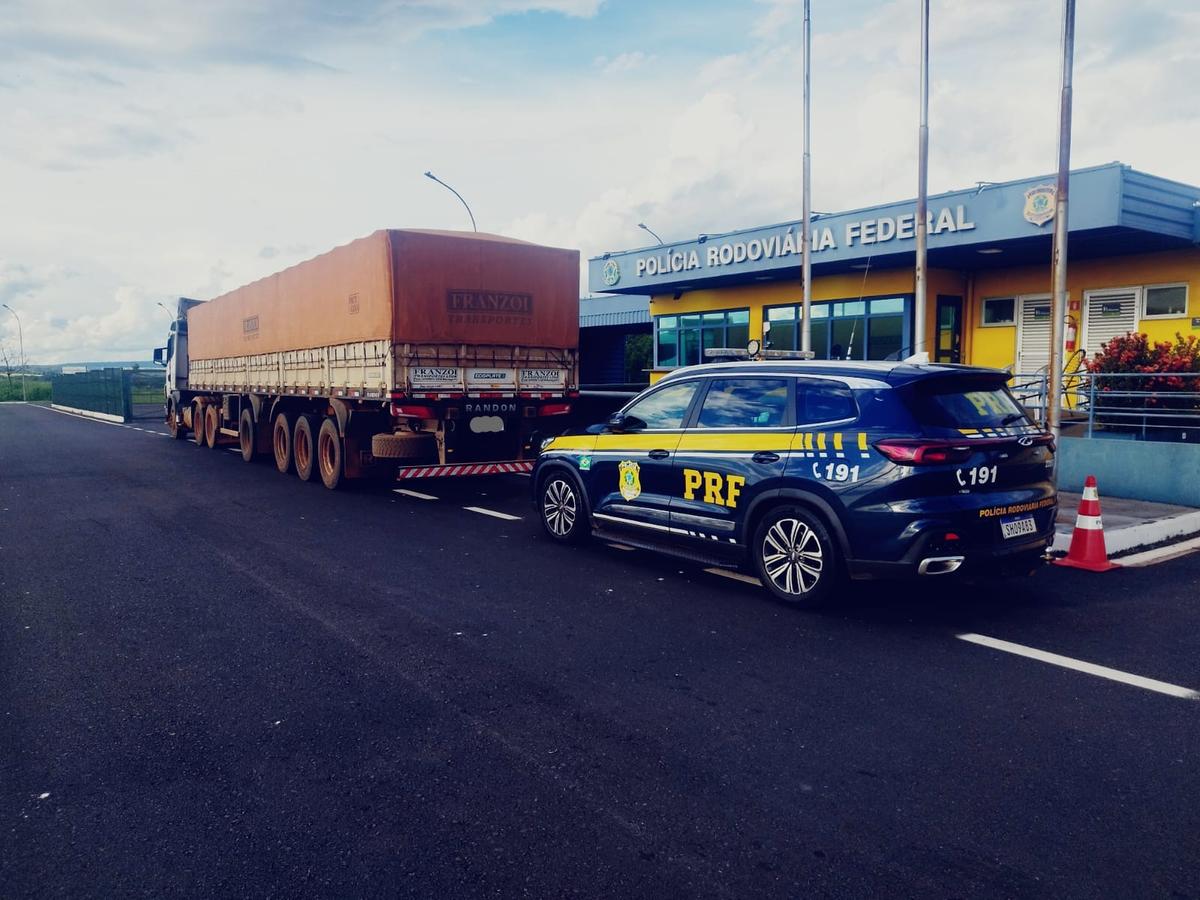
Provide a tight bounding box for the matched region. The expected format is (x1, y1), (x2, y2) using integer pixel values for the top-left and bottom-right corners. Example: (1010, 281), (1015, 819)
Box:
(1054, 491), (1200, 557)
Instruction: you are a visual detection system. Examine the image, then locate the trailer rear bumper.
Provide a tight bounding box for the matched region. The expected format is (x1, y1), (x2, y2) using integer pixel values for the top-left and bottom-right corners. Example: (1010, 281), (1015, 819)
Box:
(395, 460), (533, 479)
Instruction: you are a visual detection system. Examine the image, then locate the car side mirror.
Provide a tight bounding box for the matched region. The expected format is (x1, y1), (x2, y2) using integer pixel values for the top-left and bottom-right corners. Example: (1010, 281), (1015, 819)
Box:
(606, 412), (628, 431)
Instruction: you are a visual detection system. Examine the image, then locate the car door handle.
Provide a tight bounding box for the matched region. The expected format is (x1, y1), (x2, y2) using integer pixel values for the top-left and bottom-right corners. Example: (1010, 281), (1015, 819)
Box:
(752, 451), (780, 464)
(648, 449), (670, 459)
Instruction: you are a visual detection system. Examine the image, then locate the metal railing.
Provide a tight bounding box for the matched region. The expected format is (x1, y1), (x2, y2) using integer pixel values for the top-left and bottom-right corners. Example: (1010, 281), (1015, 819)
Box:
(1010, 370), (1200, 442)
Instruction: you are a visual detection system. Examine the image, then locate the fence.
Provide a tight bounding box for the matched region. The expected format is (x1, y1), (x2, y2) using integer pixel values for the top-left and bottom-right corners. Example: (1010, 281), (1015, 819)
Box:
(1011, 370), (1200, 443)
(51, 368), (132, 422)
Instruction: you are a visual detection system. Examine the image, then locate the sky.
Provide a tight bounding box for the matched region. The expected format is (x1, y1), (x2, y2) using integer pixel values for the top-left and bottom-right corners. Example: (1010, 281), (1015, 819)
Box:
(1, 0), (1197, 364)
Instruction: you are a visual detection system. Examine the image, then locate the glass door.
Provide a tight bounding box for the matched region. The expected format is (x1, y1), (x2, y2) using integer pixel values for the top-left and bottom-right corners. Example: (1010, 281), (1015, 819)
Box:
(935, 295), (963, 364)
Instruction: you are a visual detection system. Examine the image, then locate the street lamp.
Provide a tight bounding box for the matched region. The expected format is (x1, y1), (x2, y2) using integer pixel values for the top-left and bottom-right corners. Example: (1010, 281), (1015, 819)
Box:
(637, 223), (664, 246)
(2, 303), (26, 402)
(156, 301), (175, 321)
(423, 171), (477, 232)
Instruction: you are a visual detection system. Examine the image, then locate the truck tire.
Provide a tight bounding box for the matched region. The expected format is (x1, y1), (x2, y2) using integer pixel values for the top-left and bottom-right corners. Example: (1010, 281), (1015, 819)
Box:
(272, 412), (293, 474)
(317, 417), (344, 490)
(204, 405), (220, 450)
(167, 400), (186, 440)
(193, 402), (208, 447)
(293, 414), (320, 481)
(239, 409), (258, 462)
(371, 431), (434, 460)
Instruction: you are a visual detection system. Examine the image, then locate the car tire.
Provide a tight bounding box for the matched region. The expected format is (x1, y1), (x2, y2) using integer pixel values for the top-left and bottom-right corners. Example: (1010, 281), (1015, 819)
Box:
(752, 506), (838, 607)
(538, 471), (590, 544)
(317, 417), (344, 490)
(293, 414), (320, 482)
(272, 411), (293, 474)
(166, 400), (185, 439)
(204, 405), (220, 449)
(239, 408), (257, 462)
(193, 403), (208, 447)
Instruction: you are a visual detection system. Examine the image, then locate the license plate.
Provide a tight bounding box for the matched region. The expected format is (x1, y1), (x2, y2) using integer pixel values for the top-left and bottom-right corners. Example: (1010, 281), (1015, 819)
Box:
(1000, 515), (1037, 539)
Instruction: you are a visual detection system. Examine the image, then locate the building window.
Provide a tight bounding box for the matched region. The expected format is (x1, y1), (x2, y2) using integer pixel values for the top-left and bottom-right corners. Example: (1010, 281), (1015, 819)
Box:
(981, 297), (1016, 326)
(765, 296), (909, 361)
(654, 309), (750, 368)
(1143, 284), (1188, 319)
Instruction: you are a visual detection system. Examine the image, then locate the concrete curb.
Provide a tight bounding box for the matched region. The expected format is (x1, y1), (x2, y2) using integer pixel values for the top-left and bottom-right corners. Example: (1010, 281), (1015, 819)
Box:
(1054, 509), (1200, 557)
(50, 403), (127, 424)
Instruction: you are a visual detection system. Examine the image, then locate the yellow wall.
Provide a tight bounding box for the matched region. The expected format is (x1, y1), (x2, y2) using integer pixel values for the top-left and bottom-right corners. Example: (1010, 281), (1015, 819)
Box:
(644, 248), (1200, 379)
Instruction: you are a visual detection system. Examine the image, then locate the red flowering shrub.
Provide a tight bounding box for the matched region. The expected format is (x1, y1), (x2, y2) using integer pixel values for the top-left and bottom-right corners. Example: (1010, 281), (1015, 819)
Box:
(1085, 333), (1200, 425)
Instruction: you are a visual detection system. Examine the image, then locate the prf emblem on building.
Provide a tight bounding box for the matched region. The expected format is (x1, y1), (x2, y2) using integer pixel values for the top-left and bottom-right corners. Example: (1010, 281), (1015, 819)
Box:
(601, 258), (621, 287)
(1023, 184), (1056, 226)
(618, 460), (641, 501)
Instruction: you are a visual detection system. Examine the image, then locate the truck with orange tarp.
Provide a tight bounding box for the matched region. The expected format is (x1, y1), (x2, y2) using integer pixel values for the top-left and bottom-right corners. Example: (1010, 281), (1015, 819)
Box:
(154, 229), (580, 488)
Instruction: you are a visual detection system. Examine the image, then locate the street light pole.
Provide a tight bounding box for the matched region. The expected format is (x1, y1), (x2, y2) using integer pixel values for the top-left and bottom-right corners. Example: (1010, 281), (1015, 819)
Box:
(423, 171), (477, 232)
(637, 223), (664, 246)
(2, 304), (26, 402)
(156, 301), (175, 322)
(800, 0), (813, 356)
(913, 0), (930, 359)
(1047, 0), (1076, 446)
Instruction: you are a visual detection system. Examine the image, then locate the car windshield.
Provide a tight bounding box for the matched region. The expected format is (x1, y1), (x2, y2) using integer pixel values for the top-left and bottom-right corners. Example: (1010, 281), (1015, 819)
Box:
(903, 377), (1029, 428)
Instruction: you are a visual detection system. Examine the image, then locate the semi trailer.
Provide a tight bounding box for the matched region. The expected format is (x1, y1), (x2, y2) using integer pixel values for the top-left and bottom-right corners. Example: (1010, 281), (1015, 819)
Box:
(153, 229), (580, 489)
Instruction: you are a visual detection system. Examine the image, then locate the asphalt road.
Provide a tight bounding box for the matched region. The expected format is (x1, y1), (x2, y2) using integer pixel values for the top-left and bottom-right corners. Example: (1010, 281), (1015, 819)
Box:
(2, 402), (1198, 899)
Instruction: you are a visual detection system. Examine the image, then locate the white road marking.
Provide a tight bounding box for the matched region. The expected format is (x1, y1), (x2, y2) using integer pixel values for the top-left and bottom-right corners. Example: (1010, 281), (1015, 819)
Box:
(226, 448), (241, 454)
(957, 632), (1200, 700)
(704, 567), (762, 586)
(464, 506), (522, 521)
(1118, 536), (1200, 567)
(393, 488), (438, 501)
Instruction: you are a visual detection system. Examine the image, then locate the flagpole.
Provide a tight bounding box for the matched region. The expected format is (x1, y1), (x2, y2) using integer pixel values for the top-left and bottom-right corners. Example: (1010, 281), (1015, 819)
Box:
(913, 0), (929, 358)
(1047, 0), (1075, 444)
(800, 0), (813, 357)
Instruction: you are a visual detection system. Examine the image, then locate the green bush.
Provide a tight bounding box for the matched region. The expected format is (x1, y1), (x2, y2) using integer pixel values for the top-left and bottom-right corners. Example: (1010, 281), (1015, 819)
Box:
(0, 378), (52, 402)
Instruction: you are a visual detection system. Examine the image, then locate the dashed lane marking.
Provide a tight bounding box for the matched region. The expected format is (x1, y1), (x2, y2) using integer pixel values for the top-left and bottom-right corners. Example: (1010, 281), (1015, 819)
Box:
(464, 506), (522, 521)
(393, 488), (438, 501)
(703, 567), (762, 586)
(957, 632), (1200, 700)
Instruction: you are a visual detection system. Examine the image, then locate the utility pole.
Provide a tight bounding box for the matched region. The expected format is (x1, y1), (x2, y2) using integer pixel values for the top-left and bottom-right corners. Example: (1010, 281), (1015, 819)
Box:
(799, 0), (813, 357)
(913, 0), (930, 358)
(2, 304), (25, 402)
(1047, 0), (1076, 444)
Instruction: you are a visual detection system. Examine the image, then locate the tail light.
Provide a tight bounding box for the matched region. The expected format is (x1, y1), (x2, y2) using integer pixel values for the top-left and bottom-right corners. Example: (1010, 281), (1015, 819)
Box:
(875, 439), (973, 465)
(538, 402), (572, 417)
(391, 403), (436, 419)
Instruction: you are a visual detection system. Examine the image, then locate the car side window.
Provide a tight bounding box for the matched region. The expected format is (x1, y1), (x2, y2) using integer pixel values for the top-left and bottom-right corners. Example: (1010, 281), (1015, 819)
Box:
(797, 382), (858, 425)
(696, 378), (790, 428)
(621, 381), (700, 430)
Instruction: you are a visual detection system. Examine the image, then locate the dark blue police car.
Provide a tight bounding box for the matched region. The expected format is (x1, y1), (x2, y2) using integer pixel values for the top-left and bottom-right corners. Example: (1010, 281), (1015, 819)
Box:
(533, 361), (1057, 605)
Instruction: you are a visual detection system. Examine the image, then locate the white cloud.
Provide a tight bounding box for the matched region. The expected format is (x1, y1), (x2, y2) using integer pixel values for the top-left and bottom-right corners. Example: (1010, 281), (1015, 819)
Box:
(2, 0), (1197, 360)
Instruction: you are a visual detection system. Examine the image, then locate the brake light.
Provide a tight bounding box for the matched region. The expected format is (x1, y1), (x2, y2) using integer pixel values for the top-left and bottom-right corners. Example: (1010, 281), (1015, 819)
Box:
(875, 439), (973, 465)
(538, 402), (572, 416)
(391, 404), (436, 419)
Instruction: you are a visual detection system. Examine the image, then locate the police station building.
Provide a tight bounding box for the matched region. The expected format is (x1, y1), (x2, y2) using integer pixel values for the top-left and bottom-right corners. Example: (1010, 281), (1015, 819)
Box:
(587, 163), (1200, 380)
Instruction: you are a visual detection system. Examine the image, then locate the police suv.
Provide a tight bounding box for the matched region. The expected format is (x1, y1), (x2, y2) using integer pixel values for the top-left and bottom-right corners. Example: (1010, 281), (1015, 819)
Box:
(532, 360), (1057, 605)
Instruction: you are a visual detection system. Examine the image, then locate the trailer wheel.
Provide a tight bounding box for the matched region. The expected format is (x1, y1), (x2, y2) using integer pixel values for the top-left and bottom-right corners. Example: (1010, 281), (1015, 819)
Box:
(272, 412), (293, 474)
(167, 400), (186, 440)
(193, 402), (208, 447)
(317, 418), (344, 490)
(204, 405), (220, 449)
(239, 409), (258, 462)
(371, 431), (435, 460)
(293, 414), (320, 482)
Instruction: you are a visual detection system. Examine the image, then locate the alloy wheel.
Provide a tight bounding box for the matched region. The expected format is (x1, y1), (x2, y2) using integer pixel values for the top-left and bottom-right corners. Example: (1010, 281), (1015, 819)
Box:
(761, 518), (824, 595)
(543, 479), (577, 537)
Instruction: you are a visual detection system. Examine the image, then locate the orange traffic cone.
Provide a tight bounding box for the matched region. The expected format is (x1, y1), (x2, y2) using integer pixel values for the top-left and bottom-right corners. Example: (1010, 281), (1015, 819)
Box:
(1055, 475), (1120, 572)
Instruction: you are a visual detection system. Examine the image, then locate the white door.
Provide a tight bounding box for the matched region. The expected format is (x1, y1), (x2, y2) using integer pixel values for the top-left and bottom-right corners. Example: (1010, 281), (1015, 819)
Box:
(1016, 294), (1054, 375)
(1082, 289), (1140, 361)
